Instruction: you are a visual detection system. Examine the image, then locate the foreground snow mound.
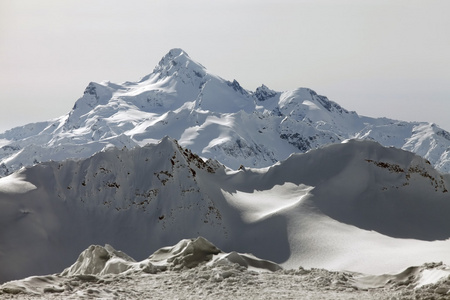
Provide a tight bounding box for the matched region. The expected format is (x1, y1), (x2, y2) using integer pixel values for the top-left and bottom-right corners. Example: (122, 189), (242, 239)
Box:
(148, 237), (221, 269)
(59, 237), (280, 278)
(60, 244), (138, 277)
(213, 251), (282, 273)
(1, 48), (450, 175)
(1, 239), (449, 300)
(0, 237), (285, 298)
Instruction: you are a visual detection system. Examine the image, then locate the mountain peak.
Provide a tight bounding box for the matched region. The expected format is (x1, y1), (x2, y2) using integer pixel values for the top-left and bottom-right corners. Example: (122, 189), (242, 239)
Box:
(165, 48), (186, 57)
(158, 48), (191, 66)
(151, 48), (207, 80)
(254, 84), (278, 101)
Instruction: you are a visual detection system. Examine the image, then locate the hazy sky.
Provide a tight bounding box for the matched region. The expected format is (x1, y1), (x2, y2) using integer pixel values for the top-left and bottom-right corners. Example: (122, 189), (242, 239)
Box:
(1, 0), (449, 133)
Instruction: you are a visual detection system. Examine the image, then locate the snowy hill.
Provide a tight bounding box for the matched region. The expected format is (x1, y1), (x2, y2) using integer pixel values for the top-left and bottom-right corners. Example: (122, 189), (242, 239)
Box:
(1, 137), (449, 283)
(1, 48), (450, 176)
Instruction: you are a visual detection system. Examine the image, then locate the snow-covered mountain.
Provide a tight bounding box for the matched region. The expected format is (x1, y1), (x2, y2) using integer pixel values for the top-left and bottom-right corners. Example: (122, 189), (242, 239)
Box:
(1, 137), (449, 283)
(1, 48), (450, 176)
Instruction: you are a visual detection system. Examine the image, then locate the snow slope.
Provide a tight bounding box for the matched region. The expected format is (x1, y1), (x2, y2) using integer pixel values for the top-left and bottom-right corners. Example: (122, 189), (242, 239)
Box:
(1, 48), (450, 176)
(1, 137), (449, 283)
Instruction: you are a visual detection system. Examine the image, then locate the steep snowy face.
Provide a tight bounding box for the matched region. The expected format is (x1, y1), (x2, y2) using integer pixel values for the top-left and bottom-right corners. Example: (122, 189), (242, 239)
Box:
(268, 140), (450, 240)
(254, 84), (278, 101)
(1, 138), (450, 283)
(1, 48), (450, 176)
(68, 82), (116, 122)
(137, 48), (254, 114)
(151, 48), (207, 82)
(0, 137), (233, 283)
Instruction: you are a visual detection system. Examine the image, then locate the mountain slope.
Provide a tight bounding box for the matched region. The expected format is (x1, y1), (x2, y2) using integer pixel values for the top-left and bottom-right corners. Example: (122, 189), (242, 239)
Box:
(1, 48), (450, 176)
(1, 137), (449, 283)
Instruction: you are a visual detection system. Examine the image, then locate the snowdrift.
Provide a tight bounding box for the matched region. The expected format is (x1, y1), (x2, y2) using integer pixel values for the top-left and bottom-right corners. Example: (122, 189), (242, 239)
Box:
(1, 137), (450, 284)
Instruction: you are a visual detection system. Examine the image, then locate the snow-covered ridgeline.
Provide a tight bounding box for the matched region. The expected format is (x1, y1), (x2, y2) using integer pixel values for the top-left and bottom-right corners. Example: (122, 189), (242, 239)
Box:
(1, 137), (450, 283)
(1, 48), (450, 176)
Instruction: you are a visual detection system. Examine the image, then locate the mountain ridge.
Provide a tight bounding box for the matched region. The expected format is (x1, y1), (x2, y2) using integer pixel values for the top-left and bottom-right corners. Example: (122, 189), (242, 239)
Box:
(1, 137), (450, 283)
(1, 48), (450, 176)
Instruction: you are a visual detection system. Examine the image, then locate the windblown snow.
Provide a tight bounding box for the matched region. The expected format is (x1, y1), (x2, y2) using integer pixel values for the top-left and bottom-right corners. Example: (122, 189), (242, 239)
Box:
(0, 172), (36, 194)
(1, 48), (450, 177)
(223, 183), (313, 222)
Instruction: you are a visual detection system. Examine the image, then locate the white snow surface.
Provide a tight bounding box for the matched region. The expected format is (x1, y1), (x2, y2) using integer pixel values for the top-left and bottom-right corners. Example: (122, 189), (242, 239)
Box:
(1, 48), (450, 177)
(1, 238), (450, 300)
(1, 137), (450, 287)
(0, 172), (36, 194)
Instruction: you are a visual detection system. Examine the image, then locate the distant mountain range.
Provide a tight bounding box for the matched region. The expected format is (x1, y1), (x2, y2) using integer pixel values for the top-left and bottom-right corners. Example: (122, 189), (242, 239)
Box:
(1, 48), (450, 175)
(1, 137), (449, 283)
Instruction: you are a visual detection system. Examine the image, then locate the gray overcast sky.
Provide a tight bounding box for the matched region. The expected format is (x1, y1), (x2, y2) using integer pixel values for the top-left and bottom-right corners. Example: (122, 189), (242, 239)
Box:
(1, 0), (449, 133)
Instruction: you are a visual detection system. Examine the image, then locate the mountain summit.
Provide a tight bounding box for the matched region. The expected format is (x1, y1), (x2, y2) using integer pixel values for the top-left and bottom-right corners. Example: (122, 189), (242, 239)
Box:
(1, 48), (450, 175)
(152, 48), (207, 79)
